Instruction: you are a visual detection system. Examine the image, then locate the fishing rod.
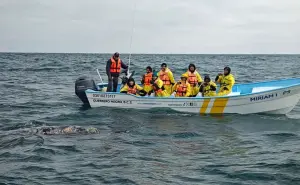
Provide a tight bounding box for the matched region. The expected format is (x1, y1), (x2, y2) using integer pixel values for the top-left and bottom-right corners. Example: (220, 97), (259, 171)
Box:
(127, 0), (137, 76)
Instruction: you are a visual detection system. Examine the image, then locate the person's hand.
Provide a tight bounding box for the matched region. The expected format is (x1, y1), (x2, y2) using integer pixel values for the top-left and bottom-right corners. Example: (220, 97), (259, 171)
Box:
(218, 73), (223, 76)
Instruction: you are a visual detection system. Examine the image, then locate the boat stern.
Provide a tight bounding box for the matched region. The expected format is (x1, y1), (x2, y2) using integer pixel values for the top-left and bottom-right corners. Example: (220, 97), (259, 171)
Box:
(75, 76), (98, 106)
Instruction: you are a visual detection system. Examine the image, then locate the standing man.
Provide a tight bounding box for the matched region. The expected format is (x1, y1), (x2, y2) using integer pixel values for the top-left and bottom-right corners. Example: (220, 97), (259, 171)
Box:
(106, 52), (128, 92)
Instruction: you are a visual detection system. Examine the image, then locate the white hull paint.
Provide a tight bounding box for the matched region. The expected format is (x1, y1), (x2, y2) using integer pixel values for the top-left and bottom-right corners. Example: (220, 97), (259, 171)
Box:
(85, 84), (300, 115)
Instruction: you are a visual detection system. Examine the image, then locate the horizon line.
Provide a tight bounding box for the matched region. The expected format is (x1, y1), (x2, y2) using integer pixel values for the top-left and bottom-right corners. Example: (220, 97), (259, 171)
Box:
(0, 51), (300, 55)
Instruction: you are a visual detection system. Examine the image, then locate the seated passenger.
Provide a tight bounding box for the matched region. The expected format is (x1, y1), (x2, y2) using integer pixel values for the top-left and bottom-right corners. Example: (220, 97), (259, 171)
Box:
(151, 71), (169, 97)
(199, 75), (217, 97)
(141, 66), (153, 95)
(157, 63), (175, 95)
(120, 78), (146, 96)
(215, 66), (235, 96)
(182, 63), (203, 97)
(173, 74), (192, 97)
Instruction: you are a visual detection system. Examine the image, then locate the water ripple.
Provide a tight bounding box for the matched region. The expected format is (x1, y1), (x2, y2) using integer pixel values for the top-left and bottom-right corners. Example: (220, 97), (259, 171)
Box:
(1, 53), (300, 184)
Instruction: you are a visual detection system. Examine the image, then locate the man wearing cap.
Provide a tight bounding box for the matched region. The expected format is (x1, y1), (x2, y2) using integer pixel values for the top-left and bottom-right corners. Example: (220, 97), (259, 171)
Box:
(106, 52), (128, 92)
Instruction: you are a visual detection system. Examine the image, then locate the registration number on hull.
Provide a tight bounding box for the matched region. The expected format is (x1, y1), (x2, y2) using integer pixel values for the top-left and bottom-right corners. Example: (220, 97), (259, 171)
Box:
(92, 94), (116, 98)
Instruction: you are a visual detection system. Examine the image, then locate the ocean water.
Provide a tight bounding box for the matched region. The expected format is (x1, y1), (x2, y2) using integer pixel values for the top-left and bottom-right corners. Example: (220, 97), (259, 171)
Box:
(1, 53), (300, 185)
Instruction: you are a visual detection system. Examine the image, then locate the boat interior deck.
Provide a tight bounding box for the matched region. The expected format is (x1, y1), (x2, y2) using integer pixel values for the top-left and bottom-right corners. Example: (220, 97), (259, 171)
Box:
(94, 78), (300, 97)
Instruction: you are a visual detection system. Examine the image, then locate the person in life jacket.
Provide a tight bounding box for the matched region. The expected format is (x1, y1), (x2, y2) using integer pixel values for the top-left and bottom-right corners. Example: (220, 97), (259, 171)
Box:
(199, 75), (217, 97)
(182, 63), (203, 97)
(150, 71), (169, 97)
(173, 74), (192, 97)
(141, 66), (153, 95)
(215, 66), (235, 96)
(120, 78), (146, 96)
(106, 52), (128, 92)
(157, 63), (175, 96)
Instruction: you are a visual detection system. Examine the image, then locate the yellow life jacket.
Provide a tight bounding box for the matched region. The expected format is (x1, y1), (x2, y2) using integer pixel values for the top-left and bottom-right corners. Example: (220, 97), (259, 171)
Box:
(203, 82), (217, 96)
(219, 74), (235, 91)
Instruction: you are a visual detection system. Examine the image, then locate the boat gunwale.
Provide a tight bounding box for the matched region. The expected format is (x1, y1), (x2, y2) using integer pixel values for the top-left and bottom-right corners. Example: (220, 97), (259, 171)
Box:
(87, 77), (300, 100)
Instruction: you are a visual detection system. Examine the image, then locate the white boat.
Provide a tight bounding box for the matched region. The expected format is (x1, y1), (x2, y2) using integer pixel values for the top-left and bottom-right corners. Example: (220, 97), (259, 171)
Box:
(75, 75), (300, 115)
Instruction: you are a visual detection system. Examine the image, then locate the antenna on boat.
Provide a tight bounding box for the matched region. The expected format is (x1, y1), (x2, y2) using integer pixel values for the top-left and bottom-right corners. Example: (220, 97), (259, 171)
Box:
(127, 0), (137, 76)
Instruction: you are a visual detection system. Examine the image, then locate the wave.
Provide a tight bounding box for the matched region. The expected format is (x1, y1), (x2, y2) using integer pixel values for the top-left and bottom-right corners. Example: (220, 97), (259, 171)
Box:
(263, 132), (299, 141)
(2, 53), (300, 184)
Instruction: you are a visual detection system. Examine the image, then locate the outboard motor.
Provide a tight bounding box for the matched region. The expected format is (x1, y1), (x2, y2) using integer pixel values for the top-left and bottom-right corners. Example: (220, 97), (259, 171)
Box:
(75, 76), (97, 106)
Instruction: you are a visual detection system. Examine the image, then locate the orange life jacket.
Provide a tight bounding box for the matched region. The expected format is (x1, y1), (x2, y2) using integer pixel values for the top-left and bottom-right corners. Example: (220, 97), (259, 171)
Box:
(159, 70), (171, 85)
(127, 85), (137, 94)
(143, 72), (153, 85)
(154, 89), (162, 94)
(110, 57), (121, 73)
(188, 71), (197, 85)
(176, 83), (188, 96)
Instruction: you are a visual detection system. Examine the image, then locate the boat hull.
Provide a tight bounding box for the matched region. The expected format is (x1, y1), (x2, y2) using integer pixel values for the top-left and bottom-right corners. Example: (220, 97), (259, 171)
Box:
(85, 85), (300, 115)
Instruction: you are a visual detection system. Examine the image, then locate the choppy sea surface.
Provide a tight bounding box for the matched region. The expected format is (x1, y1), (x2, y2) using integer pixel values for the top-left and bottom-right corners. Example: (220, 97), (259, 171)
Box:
(1, 53), (300, 185)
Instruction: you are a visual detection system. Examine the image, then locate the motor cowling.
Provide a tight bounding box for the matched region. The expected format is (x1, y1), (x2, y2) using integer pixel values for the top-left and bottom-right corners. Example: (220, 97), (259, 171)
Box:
(75, 76), (97, 106)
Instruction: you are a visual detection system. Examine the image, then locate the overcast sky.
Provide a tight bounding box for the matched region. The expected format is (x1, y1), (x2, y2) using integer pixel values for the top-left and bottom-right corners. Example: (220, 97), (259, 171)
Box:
(0, 0), (299, 54)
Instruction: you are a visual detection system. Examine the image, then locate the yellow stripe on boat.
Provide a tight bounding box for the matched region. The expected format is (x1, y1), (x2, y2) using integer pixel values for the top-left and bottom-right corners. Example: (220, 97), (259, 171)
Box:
(210, 98), (229, 114)
(200, 99), (211, 114)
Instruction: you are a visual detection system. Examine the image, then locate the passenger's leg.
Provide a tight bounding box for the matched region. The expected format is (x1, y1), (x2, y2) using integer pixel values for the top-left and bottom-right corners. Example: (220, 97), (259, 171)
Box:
(194, 86), (200, 95)
(112, 76), (119, 92)
(164, 85), (172, 96)
(208, 92), (217, 97)
(107, 77), (113, 92)
(144, 85), (153, 95)
(162, 90), (169, 97)
(217, 90), (230, 96)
